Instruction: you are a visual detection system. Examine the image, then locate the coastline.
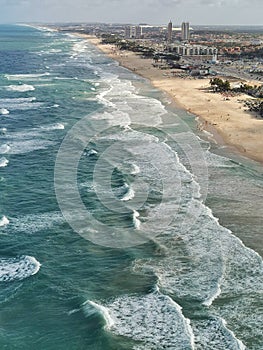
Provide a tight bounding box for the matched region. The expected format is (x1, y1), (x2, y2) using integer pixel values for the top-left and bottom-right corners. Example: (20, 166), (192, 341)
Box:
(83, 34), (263, 164)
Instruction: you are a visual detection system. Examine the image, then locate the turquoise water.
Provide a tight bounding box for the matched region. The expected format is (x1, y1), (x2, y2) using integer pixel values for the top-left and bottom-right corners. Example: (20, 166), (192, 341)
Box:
(0, 24), (262, 349)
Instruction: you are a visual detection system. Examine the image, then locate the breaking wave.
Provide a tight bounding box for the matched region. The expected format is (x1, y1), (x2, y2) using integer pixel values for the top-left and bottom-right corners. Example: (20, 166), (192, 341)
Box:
(0, 108), (9, 115)
(5, 84), (35, 92)
(0, 256), (40, 282)
(0, 216), (9, 227)
(0, 157), (9, 167)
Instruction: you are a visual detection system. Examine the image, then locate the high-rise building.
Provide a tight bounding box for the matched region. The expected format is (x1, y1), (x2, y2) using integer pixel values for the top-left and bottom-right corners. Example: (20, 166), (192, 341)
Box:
(167, 20), (172, 43)
(181, 22), (190, 41)
(134, 26), (142, 39)
(125, 26), (132, 39)
(125, 26), (142, 39)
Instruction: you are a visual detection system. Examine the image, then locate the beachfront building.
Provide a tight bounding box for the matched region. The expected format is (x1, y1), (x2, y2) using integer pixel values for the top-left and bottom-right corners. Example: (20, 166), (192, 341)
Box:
(172, 44), (218, 57)
(181, 22), (190, 41)
(167, 21), (172, 44)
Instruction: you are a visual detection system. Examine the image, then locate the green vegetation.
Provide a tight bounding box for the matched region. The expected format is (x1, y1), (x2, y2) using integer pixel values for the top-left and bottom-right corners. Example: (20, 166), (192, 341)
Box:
(100, 35), (179, 61)
(101, 35), (156, 57)
(101, 34), (120, 44)
(210, 78), (231, 92)
(237, 83), (263, 98)
(209, 78), (263, 117)
(244, 99), (263, 117)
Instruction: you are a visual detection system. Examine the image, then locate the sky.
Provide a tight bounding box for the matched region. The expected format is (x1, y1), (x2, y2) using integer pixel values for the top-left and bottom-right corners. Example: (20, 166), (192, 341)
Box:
(0, 0), (262, 25)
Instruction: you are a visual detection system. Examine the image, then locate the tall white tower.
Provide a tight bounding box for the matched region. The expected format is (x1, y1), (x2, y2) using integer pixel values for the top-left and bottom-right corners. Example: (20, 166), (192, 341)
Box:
(181, 22), (190, 41)
(135, 26), (142, 39)
(167, 20), (173, 44)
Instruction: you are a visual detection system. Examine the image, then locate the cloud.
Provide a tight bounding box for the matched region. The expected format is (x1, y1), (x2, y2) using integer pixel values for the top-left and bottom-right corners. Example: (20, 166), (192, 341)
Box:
(155, 0), (258, 6)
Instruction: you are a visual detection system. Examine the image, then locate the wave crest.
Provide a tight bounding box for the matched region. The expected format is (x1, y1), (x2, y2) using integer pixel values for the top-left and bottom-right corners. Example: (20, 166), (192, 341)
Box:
(0, 108), (9, 115)
(5, 84), (35, 92)
(0, 256), (41, 282)
(0, 216), (9, 227)
(0, 157), (9, 167)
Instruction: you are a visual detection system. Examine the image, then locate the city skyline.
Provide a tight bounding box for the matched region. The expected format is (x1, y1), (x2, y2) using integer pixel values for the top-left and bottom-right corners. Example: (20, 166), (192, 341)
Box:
(0, 0), (263, 25)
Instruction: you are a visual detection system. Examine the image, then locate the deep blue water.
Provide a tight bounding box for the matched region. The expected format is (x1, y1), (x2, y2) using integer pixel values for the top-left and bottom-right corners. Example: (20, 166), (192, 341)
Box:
(0, 24), (262, 350)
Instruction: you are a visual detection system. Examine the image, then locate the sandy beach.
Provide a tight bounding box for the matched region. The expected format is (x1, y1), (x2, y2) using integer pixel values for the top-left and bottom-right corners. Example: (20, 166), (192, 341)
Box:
(84, 35), (263, 164)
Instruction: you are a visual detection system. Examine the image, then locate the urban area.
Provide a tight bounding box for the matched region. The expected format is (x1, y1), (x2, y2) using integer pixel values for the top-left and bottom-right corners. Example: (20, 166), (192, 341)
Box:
(53, 21), (263, 115)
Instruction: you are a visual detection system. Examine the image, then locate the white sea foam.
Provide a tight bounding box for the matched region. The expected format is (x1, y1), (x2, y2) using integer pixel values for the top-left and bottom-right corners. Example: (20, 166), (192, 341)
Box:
(96, 86), (116, 108)
(0, 256), (40, 282)
(0, 97), (42, 111)
(221, 319), (246, 350)
(40, 123), (65, 131)
(202, 282), (222, 307)
(91, 110), (131, 128)
(97, 127), (158, 144)
(95, 75), (165, 126)
(67, 308), (80, 316)
(124, 95), (165, 126)
(0, 157), (9, 167)
(5, 84), (35, 92)
(131, 163), (140, 175)
(25, 24), (57, 33)
(5, 139), (55, 155)
(89, 292), (195, 349)
(132, 210), (141, 230)
(9, 212), (64, 234)
(72, 41), (88, 55)
(133, 201), (226, 304)
(0, 144), (11, 154)
(4, 129), (41, 140)
(5, 73), (50, 81)
(192, 317), (246, 350)
(0, 108), (9, 115)
(121, 184), (135, 202)
(122, 131), (227, 305)
(49, 49), (62, 54)
(0, 216), (9, 227)
(46, 104), (60, 109)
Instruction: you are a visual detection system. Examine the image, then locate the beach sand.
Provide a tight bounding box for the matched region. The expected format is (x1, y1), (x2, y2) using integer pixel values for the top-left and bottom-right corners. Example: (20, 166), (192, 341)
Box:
(85, 35), (263, 164)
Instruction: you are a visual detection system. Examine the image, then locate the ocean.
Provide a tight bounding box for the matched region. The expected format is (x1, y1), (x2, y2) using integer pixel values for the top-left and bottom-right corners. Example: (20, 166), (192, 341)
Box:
(0, 24), (262, 350)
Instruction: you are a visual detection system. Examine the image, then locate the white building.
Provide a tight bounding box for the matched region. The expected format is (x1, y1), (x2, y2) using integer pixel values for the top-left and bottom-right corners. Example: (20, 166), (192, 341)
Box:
(134, 26), (142, 39)
(124, 26), (142, 39)
(172, 44), (218, 57)
(181, 22), (190, 41)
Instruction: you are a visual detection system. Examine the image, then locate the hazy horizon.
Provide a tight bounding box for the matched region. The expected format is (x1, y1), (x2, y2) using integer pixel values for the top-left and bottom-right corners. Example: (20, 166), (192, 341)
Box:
(4, 22), (263, 27)
(0, 0), (262, 26)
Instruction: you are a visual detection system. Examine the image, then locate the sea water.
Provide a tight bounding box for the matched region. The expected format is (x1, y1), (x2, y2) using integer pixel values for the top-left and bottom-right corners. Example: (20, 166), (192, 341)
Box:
(0, 24), (262, 349)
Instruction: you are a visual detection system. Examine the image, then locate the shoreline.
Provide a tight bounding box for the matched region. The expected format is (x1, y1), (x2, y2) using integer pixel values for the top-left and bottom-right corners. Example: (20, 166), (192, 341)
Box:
(83, 34), (263, 164)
